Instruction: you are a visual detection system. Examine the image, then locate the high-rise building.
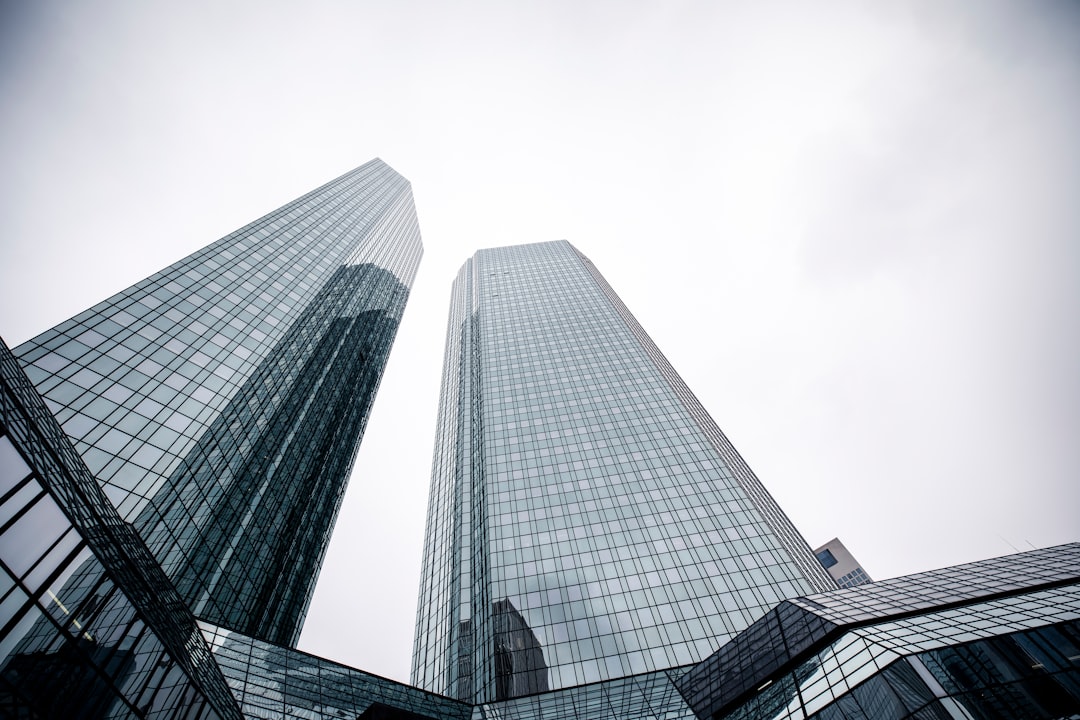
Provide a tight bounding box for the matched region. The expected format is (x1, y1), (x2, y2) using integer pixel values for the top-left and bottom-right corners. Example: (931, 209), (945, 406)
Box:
(3, 170), (1077, 720)
(9, 158), (422, 645)
(412, 240), (836, 702)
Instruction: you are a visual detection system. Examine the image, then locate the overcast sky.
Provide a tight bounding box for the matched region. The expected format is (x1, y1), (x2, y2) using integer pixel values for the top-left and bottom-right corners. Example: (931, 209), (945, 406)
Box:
(1, 0), (1077, 685)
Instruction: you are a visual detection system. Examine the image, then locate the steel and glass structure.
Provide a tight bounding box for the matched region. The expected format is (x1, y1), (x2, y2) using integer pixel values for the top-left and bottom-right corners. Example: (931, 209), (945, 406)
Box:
(455, 543), (1080, 720)
(3, 168), (1076, 719)
(0, 339), (242, 719)
(412, 240), (835, 702)
(679, 542), (1080, 720)
(9, 158), (422, 646)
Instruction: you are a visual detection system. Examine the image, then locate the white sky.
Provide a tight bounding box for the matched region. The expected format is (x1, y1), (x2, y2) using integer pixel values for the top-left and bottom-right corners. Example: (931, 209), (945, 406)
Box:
(1, 0), (1077, 685)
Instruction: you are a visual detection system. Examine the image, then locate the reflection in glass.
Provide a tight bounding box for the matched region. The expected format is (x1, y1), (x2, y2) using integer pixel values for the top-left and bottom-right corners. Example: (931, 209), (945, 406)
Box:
(201, 622), (470, 720)
(140, 263), (410, 645)
(919, 623), (1080, 718)
(493, 598), (549, 699)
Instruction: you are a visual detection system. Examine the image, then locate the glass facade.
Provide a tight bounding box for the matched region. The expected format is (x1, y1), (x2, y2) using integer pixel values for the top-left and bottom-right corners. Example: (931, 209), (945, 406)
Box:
(12, 158), (422, 645)
(0, 338), (242, 719)
(476, 666), (696, 719)
(412, 240), (835, 703)
(201, 622), (469, 720)
(680, 542), (1080, 720)
(2, 163), (1073, 719)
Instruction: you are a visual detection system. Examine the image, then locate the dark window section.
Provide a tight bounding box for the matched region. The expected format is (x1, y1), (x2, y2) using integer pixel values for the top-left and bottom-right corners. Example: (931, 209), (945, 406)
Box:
(816, 549), (838, 569)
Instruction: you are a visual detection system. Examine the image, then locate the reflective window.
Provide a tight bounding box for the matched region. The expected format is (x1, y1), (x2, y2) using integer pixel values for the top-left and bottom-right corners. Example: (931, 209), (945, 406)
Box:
(816, 549), (838, 569)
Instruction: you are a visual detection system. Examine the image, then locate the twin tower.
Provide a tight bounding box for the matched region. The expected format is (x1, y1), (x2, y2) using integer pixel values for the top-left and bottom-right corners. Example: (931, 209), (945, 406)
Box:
(6, 160), (1068, 718)
(2, 157), (829, 712)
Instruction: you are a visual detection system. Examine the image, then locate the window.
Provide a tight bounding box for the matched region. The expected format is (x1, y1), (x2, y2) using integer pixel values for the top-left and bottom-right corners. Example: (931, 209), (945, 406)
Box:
(816, 549), (838, 569)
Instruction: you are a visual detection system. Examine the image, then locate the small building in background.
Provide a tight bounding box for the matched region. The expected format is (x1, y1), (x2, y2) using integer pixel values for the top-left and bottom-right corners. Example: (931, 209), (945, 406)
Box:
(815, 537), (873, 588)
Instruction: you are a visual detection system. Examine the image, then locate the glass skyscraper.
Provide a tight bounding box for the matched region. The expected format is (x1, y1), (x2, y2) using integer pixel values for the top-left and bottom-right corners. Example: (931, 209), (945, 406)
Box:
(3, 166), (1077, 719)
(412, 240), (835, 702)
(9, 158), (422, 646)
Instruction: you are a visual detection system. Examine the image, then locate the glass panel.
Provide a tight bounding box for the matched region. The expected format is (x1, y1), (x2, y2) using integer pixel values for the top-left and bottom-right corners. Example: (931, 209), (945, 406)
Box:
(0, 483), (70, 578)
(0, 434), (31, 497)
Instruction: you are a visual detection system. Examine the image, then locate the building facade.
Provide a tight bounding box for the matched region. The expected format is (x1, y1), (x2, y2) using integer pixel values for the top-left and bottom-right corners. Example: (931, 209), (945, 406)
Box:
(0, 339), (243, 719)
(679, 542), (1080, 720)
(9, 158), (422, 646)
(3, 164), (1077, 719)
(411, 240), (836, 703)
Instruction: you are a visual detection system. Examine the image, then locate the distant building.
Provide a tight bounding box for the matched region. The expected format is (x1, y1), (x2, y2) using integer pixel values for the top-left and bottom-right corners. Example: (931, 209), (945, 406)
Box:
(815, 537), (872, 588)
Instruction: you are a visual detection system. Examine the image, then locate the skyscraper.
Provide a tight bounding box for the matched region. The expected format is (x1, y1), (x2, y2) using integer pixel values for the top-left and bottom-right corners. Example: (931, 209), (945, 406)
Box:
(412, 240), (835, 702)
(10, 158), (422, 645)
(4, 171), (1076, 718)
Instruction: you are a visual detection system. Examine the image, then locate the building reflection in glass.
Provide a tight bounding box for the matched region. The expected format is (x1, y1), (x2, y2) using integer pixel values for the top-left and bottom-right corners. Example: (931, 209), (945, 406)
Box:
(0, 343), (238, 719)
(139, 263), (410, 646)
(493, 598), (549, 699)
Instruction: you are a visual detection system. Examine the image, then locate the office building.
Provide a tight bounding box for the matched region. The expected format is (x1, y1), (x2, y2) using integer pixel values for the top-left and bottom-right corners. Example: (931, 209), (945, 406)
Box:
(412, 240), (836, 702)
(814, 537), (872, 588)
(4, 361), (1076, 720)
(2, 166), (1077, 718)
(8, 158), (422, 645)
(1, 335), (470, 719)
(0, 158), (426, 717)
